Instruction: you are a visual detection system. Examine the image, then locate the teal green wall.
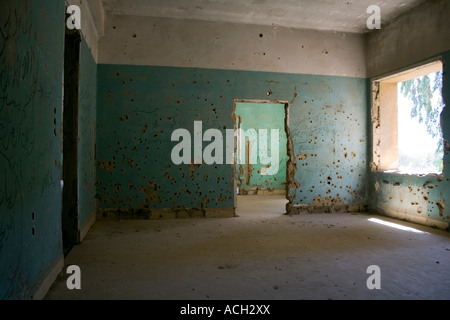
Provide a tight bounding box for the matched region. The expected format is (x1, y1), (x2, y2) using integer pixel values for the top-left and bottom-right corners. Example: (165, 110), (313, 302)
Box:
(0, 1), (98, 299)
(78, 38), (97, 230)
(235, 102), (288, 191)
(96, 64), (368, 212)
(0, 0), (65, 299)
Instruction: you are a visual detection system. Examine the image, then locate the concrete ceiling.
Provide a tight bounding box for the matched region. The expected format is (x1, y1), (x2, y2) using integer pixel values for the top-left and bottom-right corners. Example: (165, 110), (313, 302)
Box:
(100, 0), (428, 33)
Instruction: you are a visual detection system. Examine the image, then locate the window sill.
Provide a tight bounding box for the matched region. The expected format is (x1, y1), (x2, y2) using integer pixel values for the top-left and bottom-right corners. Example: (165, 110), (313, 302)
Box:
(375, 169), (443, 178)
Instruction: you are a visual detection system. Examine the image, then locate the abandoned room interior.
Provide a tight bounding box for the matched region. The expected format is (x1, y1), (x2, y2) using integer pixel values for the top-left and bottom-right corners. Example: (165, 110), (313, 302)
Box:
(1, 0), (450, 301)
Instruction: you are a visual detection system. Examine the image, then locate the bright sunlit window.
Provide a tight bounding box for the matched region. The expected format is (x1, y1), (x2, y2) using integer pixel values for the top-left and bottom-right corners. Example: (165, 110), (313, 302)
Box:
(372, 60), (444, 175)
(398, 69), (444, 174)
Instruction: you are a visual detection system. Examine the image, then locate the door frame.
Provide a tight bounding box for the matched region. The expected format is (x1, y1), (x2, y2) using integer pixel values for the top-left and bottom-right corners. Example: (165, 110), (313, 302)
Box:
(62, 26), (81, 255)
(231, 99), (293, 210)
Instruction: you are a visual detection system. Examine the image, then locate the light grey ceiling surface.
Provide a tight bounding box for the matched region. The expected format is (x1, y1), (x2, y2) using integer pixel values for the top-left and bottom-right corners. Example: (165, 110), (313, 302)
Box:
(100, 0), (427, 33)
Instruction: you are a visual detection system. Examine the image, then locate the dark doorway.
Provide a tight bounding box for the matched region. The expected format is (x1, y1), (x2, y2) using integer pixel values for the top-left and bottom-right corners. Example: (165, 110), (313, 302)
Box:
(62, 26), (80, 256)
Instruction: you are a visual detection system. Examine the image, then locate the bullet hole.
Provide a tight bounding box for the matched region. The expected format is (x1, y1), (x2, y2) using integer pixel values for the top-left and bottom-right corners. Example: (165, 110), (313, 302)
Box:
(32, 226), (36, 236)
(32, 211), (35, 221)
(437, 200), (446, 217)
(132, 33), (137, 38)
(193, 80), (198, 84)
(259, 33), (263, 38)
(113, 26), (116, 29)
(267, 90), (273, 96)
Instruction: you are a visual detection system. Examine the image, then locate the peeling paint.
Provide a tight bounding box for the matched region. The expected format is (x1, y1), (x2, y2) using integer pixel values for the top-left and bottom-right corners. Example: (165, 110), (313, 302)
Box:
(138, 182), (161, 208)
(98, 160), (116, 172)
(97, 65), (367, 218)
(189, 163), (201, 179)
(437, 200), (446, 217)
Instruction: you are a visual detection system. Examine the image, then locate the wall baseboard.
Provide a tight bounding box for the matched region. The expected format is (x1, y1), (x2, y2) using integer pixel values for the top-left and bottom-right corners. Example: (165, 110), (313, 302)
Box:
(80, 210), (97, 241)
(31, 254), (64, 300)
(97, 206), (237, 220)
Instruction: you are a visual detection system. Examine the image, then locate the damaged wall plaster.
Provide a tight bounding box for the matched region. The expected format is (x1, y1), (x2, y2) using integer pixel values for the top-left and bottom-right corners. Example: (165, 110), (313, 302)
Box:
(366, 0), (450, 229)
(96, 65), (368, 217)
(369, 173), (449, 230)
(95, 9), (369, 218)
(369, 73), (449, 228)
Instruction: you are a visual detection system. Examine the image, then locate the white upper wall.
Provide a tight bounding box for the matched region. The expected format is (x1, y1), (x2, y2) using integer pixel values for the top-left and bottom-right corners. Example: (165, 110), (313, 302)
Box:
(97, 14), (367, 78)
(366, 0), (450, 78)
(67, 0), (450, 79)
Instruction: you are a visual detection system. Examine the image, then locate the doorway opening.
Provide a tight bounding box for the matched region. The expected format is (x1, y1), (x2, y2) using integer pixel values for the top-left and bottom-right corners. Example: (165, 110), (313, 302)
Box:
(62, 26), (81, 256)
(232, 100), (291, 215)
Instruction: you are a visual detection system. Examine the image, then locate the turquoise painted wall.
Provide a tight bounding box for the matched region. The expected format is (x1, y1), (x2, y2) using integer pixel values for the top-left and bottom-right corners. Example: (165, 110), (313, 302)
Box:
(368, 51), (450, 225)
(0, 0), (65, 299)
(78, 38), (97, 230)
(235, 102), (288, 191)
(96, 64), (368, 212)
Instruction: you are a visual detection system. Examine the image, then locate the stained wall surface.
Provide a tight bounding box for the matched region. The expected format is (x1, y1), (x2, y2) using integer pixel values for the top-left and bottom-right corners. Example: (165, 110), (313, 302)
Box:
(95, 13), (368, 217)
(96, 67), (367, 215)
(0, 0), (98, 299)
(0, 0), (65, 299)
(98, 15), (366, 78)
(366, 0), (450, 228)
(5, 0), (449, 301)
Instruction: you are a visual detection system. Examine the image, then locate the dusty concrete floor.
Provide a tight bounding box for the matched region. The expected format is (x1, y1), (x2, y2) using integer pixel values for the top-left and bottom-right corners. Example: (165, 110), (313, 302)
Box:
(45, 195), (450, 300)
